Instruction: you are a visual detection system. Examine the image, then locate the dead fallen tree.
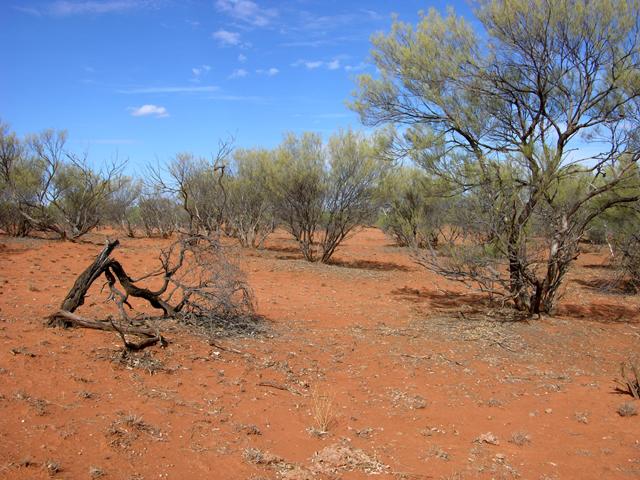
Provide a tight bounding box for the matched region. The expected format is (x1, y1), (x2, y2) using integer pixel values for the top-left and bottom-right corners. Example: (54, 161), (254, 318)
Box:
(47, 234), (255, 350)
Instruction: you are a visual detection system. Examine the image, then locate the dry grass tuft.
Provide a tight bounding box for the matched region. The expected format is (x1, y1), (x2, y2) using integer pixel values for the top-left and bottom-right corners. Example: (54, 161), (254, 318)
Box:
(44, 459), (61, 476)
(509, 431), (531, 446)
(106, 412), (164, 449)
(89, 466), (105, 478)
(308, 387), (336, 436)
(617, 401), (638, 417)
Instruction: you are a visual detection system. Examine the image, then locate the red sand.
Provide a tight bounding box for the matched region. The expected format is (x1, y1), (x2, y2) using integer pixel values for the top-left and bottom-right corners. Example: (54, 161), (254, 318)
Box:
(1, 228), (639, 479)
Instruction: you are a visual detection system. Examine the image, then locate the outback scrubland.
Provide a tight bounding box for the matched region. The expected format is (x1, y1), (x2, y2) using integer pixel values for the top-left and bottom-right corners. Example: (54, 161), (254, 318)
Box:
(1, 1), (640, 478)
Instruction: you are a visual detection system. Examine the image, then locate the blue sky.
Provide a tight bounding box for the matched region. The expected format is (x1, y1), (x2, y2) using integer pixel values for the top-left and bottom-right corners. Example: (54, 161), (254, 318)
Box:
(1, 0), (472, 173)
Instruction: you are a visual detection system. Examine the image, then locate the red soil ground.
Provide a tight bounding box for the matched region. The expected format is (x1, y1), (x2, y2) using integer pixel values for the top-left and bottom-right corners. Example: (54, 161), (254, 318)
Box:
(0, 228), (639, 479)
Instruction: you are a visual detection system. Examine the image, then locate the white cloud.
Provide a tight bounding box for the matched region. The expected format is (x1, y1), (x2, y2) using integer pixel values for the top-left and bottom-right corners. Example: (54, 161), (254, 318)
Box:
(345, 62), (368, 72)
(229, 68), (248, 79)
(191, 64), (211, 82)
(257, 67), (279, 76)
(48, 0), (152, 16)
(212, 29), (241, 46)
(207, 94), (267, 102)
(118, 85), (219, 94)
(292, 58), (345, 71)
(13, 5), (43, 16)
(304, 61), (323, 70)
(238, 54), (247, 63)
(216, 0), (277, 27)
(129, 104), (169, 118)
(326, 59), (340, 70)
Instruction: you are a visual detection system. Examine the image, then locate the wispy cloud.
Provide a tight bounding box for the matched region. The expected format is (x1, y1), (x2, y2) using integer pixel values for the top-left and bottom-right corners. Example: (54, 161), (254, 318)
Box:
(345, 62), (368, 72)
(292, 57), (345, 71)
(212, 29), (241, 46)
(326, 59), (341, 70)
(296, 9), (383, 32)
(192, 65), (211, 77)
(15, 0), (160, 16)
(215, 0), (277, 27)
(118, 85), (219, 94)
(238, 53), (247, 63)
(129, 104), (169, 118)
(312, 113), (353, 119)
(229, 68), (248, 79)
(303, 61), (323, 70)
(256, 67), (279, 76)
(190, 64), (211, 83)
(13, 5), (43, 16)
(207, 94), (268, 103)
(280, 39), (332, 48)
(40, 0), (156, 16)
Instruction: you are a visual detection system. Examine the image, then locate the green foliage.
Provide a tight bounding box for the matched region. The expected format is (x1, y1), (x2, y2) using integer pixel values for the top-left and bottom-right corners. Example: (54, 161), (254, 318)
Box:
(138, 192), (183, 238)
(352, 0), (640, 314)
(165, 153), (227, 234)
(226, 148), (275, 248)
(49, 160), (116, 236)
(378, 168), (446, 248)
(102, 176), (142, 237)
(0, 122), (41, 236)
(267, 129), (389, 262)
(267, 132), (329, 260)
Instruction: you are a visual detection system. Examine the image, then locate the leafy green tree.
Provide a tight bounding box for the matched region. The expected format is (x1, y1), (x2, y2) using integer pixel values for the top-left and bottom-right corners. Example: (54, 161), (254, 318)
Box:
(226, 148), (275, 248)
(2, 128), (125, 240)
(268, 132), (326, 260)
(102, 176), (142, 237)
(352, 0), (640, 314)
(138, 191), (183, 238)
(378, 167), (464, 248)
(0, 121), (37, 236)
(268, 130), (389, 262)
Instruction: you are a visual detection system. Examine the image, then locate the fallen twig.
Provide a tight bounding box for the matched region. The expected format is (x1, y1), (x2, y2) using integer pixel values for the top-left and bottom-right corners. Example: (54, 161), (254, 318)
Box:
(257, 381), (302, 396)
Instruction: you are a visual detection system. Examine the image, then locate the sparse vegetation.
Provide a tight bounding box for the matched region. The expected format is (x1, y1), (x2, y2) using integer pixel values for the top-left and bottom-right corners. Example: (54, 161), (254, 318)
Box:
(352, 0), (640, 314)
(509, 431), (531, 446)
(3, 2), (640, 479)
(617, 401), (638, 417)
(308, 387), (336, 436)
(267, 129), (390, 262)
(44, 459), (61, 476)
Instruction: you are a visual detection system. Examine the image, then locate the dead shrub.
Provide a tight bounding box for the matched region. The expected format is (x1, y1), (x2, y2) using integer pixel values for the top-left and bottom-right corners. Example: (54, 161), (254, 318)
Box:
(47, 233), (263, 352)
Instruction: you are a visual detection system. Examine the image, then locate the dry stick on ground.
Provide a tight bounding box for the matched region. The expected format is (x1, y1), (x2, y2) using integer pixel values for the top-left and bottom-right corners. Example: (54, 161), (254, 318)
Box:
(46, 235), (254, 350)
(46, 239), (170, 350)
(257, 381), (302, 396)
(58, 239), (120, 316)
(615, 361), (640, 399)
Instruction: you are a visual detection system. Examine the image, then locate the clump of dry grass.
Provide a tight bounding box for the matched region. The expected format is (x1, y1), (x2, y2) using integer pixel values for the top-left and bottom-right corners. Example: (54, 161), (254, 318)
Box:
(574, 411), (589, 424)
(617, 401), (638, 417)
(509, 431), (531, 446)
(44, 459), (61, 476)
(242, 448), (284, 466)
(89, 465), (105, 478)
(106, 412), (164, 449)
(308, 387), (336, 436)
